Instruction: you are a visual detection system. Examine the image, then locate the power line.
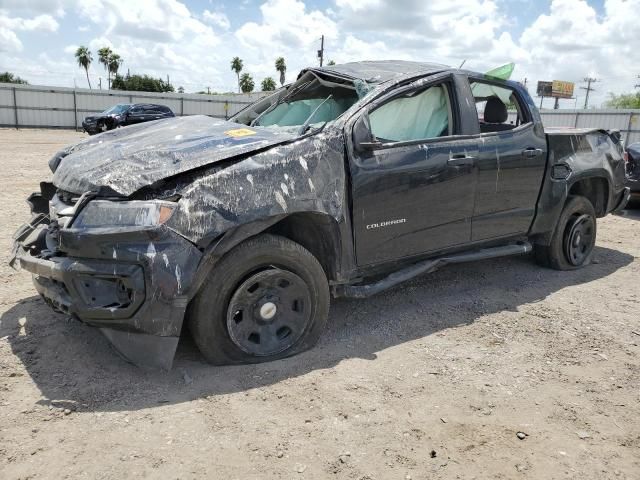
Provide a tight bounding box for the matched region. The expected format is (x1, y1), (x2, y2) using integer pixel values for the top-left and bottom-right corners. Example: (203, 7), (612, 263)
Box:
(580, 77), (598, 109)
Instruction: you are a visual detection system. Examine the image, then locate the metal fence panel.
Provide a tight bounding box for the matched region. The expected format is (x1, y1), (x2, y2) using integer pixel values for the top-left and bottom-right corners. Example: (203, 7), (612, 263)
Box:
(0, 83), (265, 129)
(4, 83), (639, 145)
(508, 109), (640, 145)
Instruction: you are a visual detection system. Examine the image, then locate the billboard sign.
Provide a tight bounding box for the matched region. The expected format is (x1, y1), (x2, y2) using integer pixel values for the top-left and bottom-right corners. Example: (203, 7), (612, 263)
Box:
(537, 80), (575, 98)
(551, 80), (574, 99)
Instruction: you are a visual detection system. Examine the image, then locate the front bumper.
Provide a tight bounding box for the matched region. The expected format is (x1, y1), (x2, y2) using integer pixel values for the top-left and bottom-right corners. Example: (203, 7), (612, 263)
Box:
(81, 121), (98, 134)
(11, 215), (203, 369)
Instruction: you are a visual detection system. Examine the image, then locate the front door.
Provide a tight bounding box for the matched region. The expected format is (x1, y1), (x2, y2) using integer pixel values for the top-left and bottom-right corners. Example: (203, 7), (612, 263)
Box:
(350, 77), (479, 266)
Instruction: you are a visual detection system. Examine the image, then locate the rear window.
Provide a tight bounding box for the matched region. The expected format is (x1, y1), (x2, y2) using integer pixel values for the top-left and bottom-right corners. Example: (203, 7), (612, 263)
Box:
(469, 80), (530, 134)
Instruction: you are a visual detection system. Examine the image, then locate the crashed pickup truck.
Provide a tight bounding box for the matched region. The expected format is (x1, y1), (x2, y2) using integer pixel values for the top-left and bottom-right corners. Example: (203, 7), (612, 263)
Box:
(11, 61), (630, 369)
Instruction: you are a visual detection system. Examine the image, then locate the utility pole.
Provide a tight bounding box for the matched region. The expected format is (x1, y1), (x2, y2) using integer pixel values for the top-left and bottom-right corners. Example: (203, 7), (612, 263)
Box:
(98, 77), (102, 90)
(581, 77), (598, 109)
(317, 35), (324, 67)
(635, 75), (640, 89)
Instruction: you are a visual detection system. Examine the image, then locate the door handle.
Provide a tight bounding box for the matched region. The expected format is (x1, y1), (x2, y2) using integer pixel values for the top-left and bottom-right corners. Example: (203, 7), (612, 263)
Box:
(448, 154), (475, 167)
(522, 148), (543, 158)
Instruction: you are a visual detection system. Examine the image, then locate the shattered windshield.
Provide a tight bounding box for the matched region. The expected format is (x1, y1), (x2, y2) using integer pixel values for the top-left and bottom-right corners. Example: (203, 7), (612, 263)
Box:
(234, 71), (360, 131)
(102, 104), (130, 115)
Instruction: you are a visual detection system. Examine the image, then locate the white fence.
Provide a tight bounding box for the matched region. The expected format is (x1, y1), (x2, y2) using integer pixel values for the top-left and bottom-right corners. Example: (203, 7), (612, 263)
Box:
(0, 83), (266, 129)
(510, 109), (640, 144)
(2, 83), (639, 145)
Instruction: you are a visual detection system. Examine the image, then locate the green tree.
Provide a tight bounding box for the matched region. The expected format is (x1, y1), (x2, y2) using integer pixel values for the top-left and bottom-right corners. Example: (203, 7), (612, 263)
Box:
(275, 56), (286, 86)
(177, 86), (185, 93)
(239, 73), (255, 93)
(97, 47), (112, 88)
(604, 92), (640, 109)
(231, 57), (243, 93)
(327, 60), (336, 66)
(75, 46), (93, 89)
(111, 74), (174, 92)
(108, 53), (123, 84)
(0, 72), (28, 84)
(261, 77), (276, 91)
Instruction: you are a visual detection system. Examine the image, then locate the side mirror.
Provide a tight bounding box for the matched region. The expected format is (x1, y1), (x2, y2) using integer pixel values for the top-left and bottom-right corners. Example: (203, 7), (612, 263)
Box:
(353, 112), (381, 152)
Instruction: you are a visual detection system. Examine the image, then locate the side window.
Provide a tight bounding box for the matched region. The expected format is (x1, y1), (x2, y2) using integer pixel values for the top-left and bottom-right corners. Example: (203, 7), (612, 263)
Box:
(130, 106), (143, 114)
(469, 80), (530, 134)
(369, 84), (451, 143)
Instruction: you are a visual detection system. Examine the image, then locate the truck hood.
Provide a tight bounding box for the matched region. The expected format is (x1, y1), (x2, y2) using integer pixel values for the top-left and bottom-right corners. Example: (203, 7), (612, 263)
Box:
(52, 115), (296, 196)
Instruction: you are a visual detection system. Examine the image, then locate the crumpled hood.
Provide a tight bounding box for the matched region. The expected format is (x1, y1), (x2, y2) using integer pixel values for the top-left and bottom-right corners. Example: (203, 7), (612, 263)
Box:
(53, 115), (296, 196)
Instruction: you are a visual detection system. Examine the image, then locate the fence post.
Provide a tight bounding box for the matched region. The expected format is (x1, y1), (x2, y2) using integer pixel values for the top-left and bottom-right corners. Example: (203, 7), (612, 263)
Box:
(12, 87), (18, 129)
(73, 89), (78, 131)
(181, 96), (184, 117)
(224, 100), (229, 120)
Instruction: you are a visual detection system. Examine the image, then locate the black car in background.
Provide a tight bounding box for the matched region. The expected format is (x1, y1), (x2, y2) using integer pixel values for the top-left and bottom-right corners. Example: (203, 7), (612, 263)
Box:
(82, 103), (175, 134)
(625, 142), (640, 205)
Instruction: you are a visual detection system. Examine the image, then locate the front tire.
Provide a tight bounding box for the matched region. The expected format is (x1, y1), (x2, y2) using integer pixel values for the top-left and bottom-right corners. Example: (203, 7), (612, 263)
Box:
(534, 195), (597, 270)
(188, 234), (330, 365)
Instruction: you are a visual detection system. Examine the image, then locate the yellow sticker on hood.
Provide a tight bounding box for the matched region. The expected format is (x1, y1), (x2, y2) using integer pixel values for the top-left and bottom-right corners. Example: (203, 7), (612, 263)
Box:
(224, 128), (256, 137)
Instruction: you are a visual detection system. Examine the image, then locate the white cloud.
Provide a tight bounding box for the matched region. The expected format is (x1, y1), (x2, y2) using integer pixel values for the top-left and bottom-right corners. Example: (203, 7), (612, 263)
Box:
(0, 25), (22, 52)
(0, 10), (60, 53)
(2, 0), (639, 104)
(203, 10), (230, 30)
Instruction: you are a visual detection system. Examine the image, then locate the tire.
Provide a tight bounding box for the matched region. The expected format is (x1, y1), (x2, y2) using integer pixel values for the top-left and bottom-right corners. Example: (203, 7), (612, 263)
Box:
(534, 195), (597, 270)
(188, 234), (330, 365)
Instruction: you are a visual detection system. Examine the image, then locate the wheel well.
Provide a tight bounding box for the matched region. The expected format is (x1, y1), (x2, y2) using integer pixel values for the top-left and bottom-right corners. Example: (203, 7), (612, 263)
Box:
(264, 212), (342, 281)
(568, 177), (608, 217)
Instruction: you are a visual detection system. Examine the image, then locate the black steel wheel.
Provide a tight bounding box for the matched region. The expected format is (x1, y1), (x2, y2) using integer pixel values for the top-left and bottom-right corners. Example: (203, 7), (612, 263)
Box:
(563, 213), (595, 266)
(227, 269), (311, 356)
(534, 195), (597, 270)
(189, 234), (330, 365)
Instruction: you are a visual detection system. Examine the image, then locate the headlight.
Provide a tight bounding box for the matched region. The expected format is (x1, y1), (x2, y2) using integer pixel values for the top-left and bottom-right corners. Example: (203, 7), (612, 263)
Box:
(72, 200), (175, 229)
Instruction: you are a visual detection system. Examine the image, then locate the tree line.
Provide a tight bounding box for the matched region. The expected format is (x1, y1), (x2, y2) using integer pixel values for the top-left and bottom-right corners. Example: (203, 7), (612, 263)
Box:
(231, 56), (287, 93)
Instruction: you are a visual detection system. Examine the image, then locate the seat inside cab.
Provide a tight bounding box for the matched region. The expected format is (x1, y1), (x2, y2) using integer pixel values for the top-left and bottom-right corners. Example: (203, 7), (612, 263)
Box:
(470, 80), (529, 134)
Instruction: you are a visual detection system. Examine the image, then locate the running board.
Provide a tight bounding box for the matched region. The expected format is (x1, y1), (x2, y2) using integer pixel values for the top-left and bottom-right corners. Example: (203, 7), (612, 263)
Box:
(335, 242), (532, 299)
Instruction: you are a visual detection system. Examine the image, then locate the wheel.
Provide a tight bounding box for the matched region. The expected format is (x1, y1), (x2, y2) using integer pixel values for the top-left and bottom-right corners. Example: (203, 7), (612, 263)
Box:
(188, 234), (330, 365)
(97, 121), (108, 133)
(534, 195), (597, 270)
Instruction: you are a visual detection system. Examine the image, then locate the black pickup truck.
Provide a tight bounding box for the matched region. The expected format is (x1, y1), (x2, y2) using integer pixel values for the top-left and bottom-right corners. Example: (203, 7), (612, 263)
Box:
(11, 61), (630, 369)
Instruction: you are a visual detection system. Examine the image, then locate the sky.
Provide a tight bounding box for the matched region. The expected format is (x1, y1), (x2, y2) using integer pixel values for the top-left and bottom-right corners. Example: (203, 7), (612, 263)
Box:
(0, 0), (638, 107)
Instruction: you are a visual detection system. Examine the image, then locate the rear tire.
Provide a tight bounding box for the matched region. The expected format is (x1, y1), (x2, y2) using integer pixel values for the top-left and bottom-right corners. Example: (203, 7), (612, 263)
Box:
(534, 195), (597, 270)
(188, 234), (330, 365)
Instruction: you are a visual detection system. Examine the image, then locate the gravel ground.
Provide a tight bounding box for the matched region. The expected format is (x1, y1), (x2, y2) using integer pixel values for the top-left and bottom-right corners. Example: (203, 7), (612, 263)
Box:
(0, 128), (639, 480)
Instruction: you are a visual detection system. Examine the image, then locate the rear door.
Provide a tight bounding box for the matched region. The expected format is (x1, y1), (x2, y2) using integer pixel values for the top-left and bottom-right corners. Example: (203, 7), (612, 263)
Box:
(466, 77), (548, 240)
(349, 74), (480, 266)
(126, 105), (145, 125)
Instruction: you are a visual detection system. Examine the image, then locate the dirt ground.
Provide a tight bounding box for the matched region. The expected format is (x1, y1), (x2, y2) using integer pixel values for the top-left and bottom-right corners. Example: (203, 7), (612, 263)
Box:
(0, 128), (638, 480)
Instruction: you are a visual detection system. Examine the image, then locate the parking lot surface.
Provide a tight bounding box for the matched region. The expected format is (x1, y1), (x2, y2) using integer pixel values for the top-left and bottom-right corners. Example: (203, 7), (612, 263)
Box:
(0, 128), (638, 479)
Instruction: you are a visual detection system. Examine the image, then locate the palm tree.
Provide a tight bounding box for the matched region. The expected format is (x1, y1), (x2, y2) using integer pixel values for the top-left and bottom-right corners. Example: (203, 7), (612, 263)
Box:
(108, 53), (123, 85)
(230, 57), (243, 93)
(261, 77), (276, 91)
(239, 73), (255, 93)
(275, 57), (286, 86)
(75, 46), (93, 89)
(97, 47), (112, 88)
